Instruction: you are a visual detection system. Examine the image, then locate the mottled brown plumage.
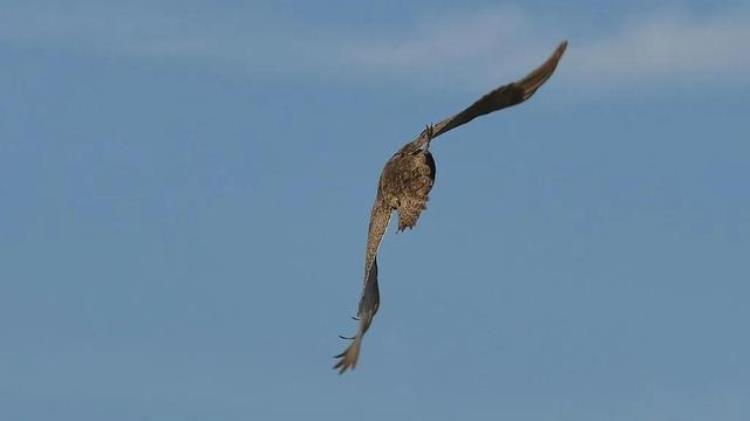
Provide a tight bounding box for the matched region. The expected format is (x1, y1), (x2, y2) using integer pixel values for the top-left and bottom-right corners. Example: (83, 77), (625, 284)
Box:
(334, 41), (568, 374)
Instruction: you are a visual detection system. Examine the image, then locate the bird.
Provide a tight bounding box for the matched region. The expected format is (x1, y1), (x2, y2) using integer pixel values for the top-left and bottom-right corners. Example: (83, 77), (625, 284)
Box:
(334, 41), (568, 374)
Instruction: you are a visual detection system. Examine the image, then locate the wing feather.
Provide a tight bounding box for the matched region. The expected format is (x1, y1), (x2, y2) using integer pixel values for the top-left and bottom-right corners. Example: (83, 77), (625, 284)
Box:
(420, 41), (567, 143)
(334, 197), (391, 373)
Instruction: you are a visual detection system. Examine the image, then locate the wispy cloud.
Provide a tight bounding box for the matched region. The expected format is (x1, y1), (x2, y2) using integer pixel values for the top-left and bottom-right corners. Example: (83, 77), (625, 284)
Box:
(0, 4), (317, 77)
(3, 4), (749, 91)
(337, 7), (557, 89)
(569, 11), (750, 87)
(339, 7), (750, 90)
(343, 9), (527, 70)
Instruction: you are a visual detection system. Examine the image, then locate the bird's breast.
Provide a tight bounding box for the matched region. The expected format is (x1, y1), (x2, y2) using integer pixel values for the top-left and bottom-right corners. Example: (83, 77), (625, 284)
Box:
(379, 151), (436, 230)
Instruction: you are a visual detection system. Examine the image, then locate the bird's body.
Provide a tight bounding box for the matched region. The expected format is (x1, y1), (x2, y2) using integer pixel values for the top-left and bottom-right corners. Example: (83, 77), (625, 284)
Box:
(335, 41), (568, 373)
(381, 139), (437, 232)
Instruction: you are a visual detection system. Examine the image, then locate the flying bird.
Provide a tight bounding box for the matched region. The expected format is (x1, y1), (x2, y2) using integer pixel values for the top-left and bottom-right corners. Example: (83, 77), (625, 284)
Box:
(334, 41), (568, 374)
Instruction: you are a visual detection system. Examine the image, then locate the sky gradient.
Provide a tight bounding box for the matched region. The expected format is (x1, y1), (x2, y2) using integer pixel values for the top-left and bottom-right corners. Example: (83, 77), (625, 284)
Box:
(2, 1), (749, 420)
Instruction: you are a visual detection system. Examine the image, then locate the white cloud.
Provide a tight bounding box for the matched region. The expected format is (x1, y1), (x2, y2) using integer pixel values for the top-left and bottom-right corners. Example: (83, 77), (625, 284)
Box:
(3, 4), (749, 91)
(568, 12), (750, 87)
(332, 8), (554, 91)
(343, 9), (526, 69)
(339, 7), (750, 90)
(0, 4), (311, 77)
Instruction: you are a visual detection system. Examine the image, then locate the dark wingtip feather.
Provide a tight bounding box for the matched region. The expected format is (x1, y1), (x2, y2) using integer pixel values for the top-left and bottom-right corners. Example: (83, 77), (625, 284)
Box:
(333, 337), (362, 374)
(519, 40), (569, 100)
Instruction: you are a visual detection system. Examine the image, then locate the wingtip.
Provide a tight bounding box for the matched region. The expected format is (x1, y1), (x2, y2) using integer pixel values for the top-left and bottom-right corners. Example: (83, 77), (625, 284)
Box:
(333, 337), (362, 374)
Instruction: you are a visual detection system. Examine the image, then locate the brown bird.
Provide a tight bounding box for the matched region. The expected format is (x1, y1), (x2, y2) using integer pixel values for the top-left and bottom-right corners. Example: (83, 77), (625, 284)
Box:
(334, 41), (568, 374)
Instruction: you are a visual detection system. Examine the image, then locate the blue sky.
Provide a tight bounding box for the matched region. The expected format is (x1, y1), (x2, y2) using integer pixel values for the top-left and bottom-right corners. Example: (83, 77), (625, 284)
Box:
(1, 1), (749, 420)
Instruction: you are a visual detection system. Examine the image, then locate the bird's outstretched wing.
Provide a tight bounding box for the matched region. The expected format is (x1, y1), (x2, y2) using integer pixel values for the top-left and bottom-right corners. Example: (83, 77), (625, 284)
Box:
(334, 197), (391, 374)
(413, 41), (567, 147)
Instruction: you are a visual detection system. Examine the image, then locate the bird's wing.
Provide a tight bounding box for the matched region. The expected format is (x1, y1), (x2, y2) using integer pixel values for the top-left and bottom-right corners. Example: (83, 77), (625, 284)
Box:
(334, 197), (391, 374)
(426, 41), (567, 141)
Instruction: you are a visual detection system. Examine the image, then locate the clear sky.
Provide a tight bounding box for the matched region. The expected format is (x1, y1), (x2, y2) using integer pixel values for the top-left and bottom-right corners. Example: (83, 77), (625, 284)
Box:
(2, 1), (749, 420)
